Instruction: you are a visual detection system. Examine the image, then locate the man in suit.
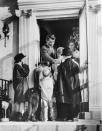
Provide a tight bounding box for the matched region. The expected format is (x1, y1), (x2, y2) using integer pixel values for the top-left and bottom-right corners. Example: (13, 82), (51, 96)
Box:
(41, 34), (60, 65)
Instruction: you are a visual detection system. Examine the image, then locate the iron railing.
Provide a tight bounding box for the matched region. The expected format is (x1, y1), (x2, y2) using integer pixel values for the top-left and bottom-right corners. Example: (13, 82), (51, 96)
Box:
(0, 79), (10, 101)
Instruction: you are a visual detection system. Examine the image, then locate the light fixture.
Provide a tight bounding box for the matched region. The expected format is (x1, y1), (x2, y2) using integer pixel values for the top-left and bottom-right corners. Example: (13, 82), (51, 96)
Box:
(2, 23), (9, 47)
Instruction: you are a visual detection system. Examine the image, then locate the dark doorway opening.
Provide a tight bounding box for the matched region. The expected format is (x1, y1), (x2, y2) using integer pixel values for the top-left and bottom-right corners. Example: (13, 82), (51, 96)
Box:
(38, 18), (79, 49)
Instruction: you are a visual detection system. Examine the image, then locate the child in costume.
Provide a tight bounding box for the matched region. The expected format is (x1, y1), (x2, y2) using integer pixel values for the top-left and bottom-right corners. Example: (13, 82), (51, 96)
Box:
(39, 66), (54, 121)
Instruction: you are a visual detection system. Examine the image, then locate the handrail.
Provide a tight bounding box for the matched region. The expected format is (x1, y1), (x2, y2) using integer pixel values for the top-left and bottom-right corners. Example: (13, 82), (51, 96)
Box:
(0, 78), (10, 81)
(0, 79), (11, 101)
(0, 79), (12, 118)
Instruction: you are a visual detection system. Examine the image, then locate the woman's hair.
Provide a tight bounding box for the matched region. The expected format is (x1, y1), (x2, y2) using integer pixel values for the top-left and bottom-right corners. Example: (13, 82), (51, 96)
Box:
(46, 34), (56, 41)
(14, 53), (25, 63)
(63, 48), (72, 56)
(67, 40), (75, 47)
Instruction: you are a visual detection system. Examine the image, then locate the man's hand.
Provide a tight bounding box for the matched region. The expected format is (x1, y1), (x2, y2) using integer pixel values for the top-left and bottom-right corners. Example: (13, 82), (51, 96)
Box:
(54, 59), (61, 64)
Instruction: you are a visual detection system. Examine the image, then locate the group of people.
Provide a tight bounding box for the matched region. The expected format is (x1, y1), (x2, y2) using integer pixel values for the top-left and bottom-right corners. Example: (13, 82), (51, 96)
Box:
(12, 34), (87, 121)
(40, 34), (81, 121)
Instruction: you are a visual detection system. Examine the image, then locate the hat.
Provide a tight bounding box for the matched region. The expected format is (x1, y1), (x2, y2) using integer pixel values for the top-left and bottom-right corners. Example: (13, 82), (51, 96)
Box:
(14, 53), (26, 62)
(43, 67), (51, 77)
(57, 47), (64, 54)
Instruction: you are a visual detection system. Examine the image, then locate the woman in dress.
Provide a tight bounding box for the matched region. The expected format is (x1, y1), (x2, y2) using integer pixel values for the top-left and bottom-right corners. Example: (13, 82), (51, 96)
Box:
(13, 53), (29, 114)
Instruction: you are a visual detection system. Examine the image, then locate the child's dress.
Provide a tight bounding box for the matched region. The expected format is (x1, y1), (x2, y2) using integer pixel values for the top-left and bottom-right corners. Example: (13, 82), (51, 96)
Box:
(39, 73), (54, 121)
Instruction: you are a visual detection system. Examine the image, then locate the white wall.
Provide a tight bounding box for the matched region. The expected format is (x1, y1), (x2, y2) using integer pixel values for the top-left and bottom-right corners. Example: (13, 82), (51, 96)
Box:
(0, 21), (13, 80)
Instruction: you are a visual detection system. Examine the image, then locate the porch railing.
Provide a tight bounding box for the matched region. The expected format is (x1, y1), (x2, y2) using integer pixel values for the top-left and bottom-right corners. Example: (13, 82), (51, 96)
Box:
(0, 79), (10, 101)
(0, 79), (12, 118)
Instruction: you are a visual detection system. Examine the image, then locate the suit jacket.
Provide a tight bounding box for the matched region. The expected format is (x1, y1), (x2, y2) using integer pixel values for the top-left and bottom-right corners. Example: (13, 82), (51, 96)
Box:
(41, 44), (56, 64)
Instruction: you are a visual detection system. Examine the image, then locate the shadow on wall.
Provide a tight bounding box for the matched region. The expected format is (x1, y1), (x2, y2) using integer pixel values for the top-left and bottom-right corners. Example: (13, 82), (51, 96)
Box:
(0, 53), (13, 80)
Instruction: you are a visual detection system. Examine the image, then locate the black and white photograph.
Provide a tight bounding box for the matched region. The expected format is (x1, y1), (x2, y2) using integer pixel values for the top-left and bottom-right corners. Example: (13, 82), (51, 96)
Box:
(0, 0), (102, 131)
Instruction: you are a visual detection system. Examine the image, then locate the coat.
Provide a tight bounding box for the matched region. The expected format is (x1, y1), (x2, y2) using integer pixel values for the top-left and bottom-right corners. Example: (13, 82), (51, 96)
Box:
(13, 63), (29, 103)
(55, 58), (81, 106)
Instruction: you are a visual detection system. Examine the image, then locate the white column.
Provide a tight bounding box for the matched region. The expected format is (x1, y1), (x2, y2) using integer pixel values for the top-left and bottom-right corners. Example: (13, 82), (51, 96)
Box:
(19, 11), (40, 88)
(79, 6), (88, 103)
(88, 1), (102, 120)
(28, 12), (40, 88)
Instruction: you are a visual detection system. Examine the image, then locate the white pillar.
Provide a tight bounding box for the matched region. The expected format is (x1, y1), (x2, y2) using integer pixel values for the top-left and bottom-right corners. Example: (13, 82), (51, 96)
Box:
(88, 1), (102, 120)
(79, 6), (88, 103)
(28, 12), (40, 88)
(19, 11), (40, 88)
